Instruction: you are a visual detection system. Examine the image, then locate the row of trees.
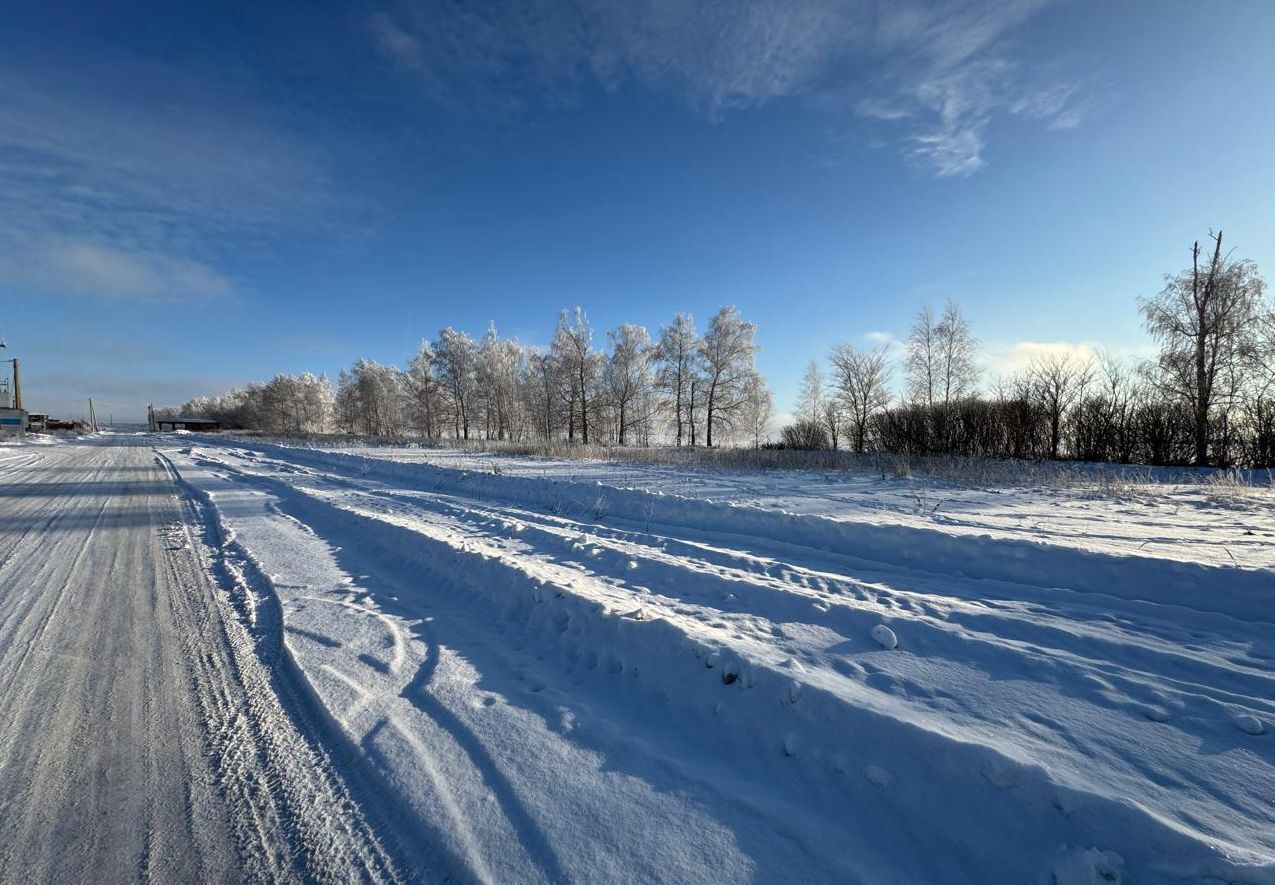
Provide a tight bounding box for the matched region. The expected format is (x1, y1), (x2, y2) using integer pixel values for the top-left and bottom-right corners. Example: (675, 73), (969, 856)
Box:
(163, 306), (774, 448)
(783, 231), (1274, 467)
(164, 231), (1273, 467)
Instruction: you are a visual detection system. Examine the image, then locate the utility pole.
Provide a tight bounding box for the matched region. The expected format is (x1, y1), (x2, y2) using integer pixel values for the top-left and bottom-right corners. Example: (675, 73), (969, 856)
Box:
(88, 398), (98, 432)
(11, 358), (19, 411)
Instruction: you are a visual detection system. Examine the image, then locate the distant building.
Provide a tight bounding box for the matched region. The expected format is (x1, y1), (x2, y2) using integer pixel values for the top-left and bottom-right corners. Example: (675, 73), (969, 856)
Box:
(155, 416), (223, 432)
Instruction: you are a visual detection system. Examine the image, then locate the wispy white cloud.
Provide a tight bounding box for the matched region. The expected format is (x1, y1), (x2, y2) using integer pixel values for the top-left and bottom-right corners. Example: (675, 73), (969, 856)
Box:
(0, 59), (337, 301)
(370, 0), (868, 117)
(10, 239), (232, 302)
(369, 12), (425, 71)
(370, 0), (1095, 174)
(857, 2), (1096, 177)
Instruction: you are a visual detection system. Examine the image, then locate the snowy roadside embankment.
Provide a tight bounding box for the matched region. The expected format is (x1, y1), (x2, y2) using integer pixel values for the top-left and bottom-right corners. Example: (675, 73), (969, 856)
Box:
(327, 445), (1275, 570)
(202, 439), (1274, 621)
(164, 439), (1275, 884)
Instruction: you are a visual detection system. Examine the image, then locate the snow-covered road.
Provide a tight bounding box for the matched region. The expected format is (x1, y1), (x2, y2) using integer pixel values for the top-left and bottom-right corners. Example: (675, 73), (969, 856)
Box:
(0, 438), (401, 883)
(3, 435), (1272, 884)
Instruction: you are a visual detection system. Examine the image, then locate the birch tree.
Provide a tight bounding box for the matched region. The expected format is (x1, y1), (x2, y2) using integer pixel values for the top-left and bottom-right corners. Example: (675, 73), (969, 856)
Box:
(935, 299), (979, 404)
(795, 361), (825, 426)
(433, 327), (477, 439)
(907, 299), (978, 407)
(699, 306), (759, 447)
(604, 323), (654, 446)
(740, 375), (774, 447)
(655, 313), (699, 446)
(406, 341), (442, 440)
(552, 307), (600, 444)
(906, 306), (938, 407)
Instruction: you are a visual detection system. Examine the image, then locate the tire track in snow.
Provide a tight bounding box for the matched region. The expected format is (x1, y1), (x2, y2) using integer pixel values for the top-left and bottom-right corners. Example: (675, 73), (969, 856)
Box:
(158, 448), (456, 884)
(0, 438), (409, 883)
(185, 441), (1275, 882)
(255, 466), (1275, 721)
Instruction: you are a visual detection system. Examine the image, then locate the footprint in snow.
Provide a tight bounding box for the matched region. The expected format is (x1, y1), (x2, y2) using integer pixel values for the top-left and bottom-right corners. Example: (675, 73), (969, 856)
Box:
(1050, 847), (1124, 885)
(863, 765), (893, 789)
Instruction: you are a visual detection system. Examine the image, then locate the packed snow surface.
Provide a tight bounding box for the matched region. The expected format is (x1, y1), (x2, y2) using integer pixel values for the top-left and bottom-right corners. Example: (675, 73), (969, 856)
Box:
(4, 435), (1273, 883)
(0, 437), (400, 882)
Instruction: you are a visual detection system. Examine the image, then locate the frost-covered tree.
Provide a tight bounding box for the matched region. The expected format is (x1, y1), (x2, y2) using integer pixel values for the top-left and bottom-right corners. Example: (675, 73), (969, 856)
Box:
(604, 324), (654, 446)
(339, 360), (404, 437)
(552, 308), (600, 444)
(699, 306), (759, 447)
(406, 341), (443, 440)
(477, 323), (523, 441)
(335, 370), (360, 433)
(433, 327), (478, 439)
(655, 313), (699, 446)
(524, 349), (561, 442)
(739, 375), (774, 448)
(795, 361), (825, 427)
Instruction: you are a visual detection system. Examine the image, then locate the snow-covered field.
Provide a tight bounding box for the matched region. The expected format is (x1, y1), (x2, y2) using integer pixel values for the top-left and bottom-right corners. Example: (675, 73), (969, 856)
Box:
(330, 445), (1275, 570)
(3, 434), (1273, 883)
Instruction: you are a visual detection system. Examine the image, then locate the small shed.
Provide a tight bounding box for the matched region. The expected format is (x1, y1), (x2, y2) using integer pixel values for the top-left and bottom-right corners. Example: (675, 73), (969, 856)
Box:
(156, 416), (223, 432)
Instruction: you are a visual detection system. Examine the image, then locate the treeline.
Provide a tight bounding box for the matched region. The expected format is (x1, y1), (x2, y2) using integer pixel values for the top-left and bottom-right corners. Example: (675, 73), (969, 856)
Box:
(164, 230), (1274, 468)
(786, 231), (1274, 467)
(162, 306), (773, 448)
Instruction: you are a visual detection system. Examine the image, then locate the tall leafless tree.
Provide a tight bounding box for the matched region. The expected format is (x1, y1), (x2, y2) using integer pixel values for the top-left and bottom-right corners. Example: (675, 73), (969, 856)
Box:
(551, 307), (600, 444)
(433, 327), (477, 439)
(406, 340), (442, 440)
(795, 360), (826, 426)
(906, 299), (978, 407)
(906, 306), (938, 407)
(1140, 230), (1266, 465)
(699, 306), (759, 447)
(604, 323), (654, 446)
(829, 343), (892, 453)
(1028, 351), (1095, 459)
(935, 299), (979, 405)
(655, 313), (699, 446)
(740, 375), (774, 448)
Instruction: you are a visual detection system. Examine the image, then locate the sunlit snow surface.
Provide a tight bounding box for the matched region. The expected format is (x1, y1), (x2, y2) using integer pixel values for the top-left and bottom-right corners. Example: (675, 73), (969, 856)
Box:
(160, 438), (1275, 884)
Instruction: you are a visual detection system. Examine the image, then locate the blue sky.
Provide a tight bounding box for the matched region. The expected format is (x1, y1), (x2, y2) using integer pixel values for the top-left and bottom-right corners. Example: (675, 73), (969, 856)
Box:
(2, 0), (1272, 423)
